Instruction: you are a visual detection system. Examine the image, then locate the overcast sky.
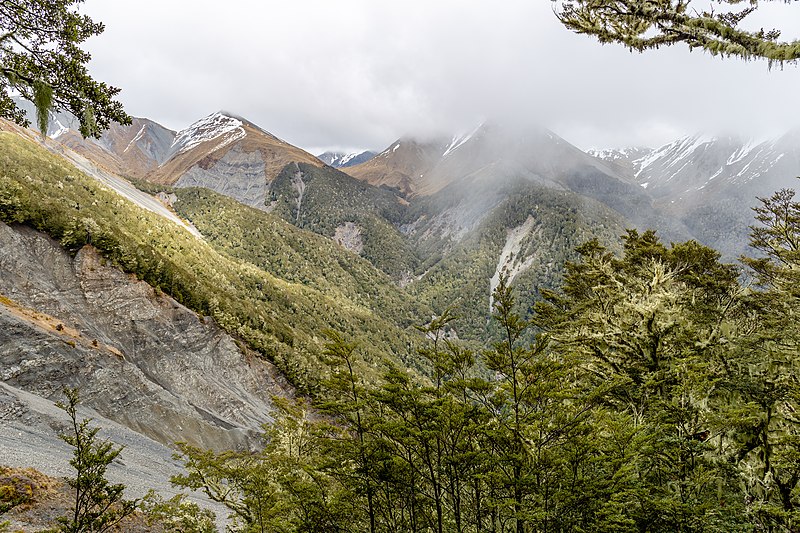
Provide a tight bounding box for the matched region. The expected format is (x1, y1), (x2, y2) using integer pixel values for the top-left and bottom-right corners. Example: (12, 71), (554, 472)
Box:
(81, 0), (800, 153)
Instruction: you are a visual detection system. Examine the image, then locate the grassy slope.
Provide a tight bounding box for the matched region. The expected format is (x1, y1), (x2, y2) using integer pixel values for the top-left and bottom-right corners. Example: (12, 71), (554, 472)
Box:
(0, 132), (426, 393)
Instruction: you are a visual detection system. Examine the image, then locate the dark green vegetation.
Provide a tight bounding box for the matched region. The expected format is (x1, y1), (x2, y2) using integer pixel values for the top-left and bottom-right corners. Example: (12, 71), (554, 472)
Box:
(268, 162), (418, 278)
(407, 180), (626, 340)
(171, 186), (422, 328)
(0, 0), (130, 137)
(0, 132), (424, 392)
(174, 187), (800, 531)
(250, 163), (628, 344)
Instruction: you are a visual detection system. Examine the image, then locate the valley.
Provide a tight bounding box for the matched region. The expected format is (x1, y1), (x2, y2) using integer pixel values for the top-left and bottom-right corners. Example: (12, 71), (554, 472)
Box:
(2, 101), (800, 531)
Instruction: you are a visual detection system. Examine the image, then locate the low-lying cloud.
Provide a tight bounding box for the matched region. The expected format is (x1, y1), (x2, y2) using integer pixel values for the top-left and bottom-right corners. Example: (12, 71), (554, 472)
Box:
(82, 0), (800, 152)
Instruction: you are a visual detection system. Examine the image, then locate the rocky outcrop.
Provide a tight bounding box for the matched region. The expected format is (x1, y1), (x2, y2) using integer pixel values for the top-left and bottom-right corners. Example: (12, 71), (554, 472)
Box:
(0, 222), (293, 452)
(333, 222), (364, 253)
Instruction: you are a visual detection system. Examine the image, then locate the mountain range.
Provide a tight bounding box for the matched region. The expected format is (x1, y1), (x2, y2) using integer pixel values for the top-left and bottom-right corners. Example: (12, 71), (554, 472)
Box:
(590, 132), (800, 257)
(3, 100), (800, 524)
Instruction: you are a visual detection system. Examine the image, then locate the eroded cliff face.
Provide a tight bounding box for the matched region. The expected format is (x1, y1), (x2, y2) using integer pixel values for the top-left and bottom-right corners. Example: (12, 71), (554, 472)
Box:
(174, 144), (268, 208)
(0, 222), (293, 452)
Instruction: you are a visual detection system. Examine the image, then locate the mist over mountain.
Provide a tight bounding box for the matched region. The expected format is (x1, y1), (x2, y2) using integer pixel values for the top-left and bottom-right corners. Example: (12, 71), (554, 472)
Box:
(591, 132), (800, 258)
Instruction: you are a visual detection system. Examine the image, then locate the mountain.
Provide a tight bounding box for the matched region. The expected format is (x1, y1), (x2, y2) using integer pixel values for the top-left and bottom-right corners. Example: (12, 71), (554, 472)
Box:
(317, 150), (377, 168)
(592, 132), (800, 257)
(13, 96), (175, 178)
(94, 117), (176, 177)
(345, 123), (642, 196)
(266, 162), (418, 278)
(346, 122), (689, 244)
(145, 112), (323, 209)
(0, 125), (438, 463)
(345, 137), (450, 196)
(631, 133), (799, 199)
(13, 100), (326, 210)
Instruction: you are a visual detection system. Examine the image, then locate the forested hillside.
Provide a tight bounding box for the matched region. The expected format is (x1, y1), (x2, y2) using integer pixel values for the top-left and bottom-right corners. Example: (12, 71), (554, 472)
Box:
(0, 132), (427, 393)
(173, 195), (800, 532)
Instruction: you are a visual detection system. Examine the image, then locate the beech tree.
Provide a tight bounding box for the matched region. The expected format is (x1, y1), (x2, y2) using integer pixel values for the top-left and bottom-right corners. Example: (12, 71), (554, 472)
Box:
(736, 188), (800, 530)
(0, 0), (130, 137)
(56, 388), (138, 533)
(555, 0), (800, 63)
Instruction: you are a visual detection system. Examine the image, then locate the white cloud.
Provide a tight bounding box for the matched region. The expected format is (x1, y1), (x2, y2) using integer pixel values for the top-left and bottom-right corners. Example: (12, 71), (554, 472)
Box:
(81, 0), (800, 152)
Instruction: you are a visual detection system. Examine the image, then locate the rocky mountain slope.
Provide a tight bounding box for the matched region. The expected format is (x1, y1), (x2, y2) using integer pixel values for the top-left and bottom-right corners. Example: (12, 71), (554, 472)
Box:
(591, 132), (800, 257)
(345, 137), (450, 196)
(95, 117), (176, 178)
(345, 123), (689, 246)
(14, 97), (175, 179)
(146, 112), (323, 209)
(0, 221), (292, 452)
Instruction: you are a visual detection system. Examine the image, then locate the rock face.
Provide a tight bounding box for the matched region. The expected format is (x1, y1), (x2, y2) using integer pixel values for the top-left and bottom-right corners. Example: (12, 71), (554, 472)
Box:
(175, 144), (268, 208)
(333, 222), (364, 253)
(0, 222), (293, 452)
(96, 117), (176, 177)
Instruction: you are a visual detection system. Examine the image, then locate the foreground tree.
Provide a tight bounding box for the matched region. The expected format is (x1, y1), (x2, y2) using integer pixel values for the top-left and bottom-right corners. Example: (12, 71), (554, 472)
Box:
(555, 0), (800, 63)
(736, 187), (800, 530)
(0, 0), (130, 136)
(55, 388), (138, 532)
(535, 232), (750, 531)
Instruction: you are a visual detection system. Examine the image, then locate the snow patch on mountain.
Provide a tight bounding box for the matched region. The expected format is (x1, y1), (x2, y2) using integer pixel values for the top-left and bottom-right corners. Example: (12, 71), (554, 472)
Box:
(317, 150), (377, 168)
(442, 123), (483, 158)
(630, 132), (793, 193)
(726, 138), (762, 166)
(50, 117), (70, 139)
(124, 125), (147, 153)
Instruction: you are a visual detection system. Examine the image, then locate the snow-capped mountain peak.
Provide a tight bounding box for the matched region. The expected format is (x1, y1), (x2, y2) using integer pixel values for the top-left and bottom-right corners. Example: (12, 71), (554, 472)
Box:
(168, 111), (246, 158)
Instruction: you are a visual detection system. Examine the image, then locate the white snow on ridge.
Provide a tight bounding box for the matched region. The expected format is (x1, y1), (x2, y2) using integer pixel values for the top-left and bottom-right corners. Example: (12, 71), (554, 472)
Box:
(124, 125), (147, 153)
(443, 123), (483, 158)
(340, 152), (358, 166)
(633, 134), (714, 179)
(169, 112), (245, 156)
(666, 135), (714, 170)
(726, 138), (763, 166)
